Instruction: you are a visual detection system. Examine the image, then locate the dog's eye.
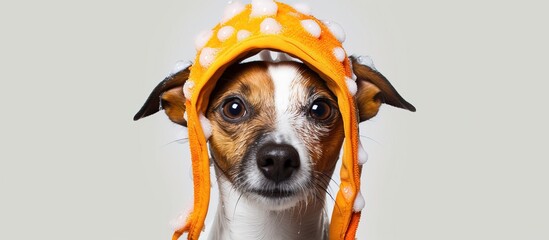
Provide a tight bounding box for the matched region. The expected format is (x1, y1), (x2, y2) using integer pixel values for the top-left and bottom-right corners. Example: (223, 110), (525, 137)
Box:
(222, 98), (246, 120)
(310, 100), (332, 121)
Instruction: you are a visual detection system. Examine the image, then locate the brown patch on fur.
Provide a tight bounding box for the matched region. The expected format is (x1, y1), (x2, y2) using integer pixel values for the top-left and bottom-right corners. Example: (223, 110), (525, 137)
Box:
(134, 67), (190, 126)
(162, 88), (187, 125)
(355, 80), (382, 121)
(208, 61), (345, 188)
(207, 62), (276, 180)
(350, 55), (416, 122)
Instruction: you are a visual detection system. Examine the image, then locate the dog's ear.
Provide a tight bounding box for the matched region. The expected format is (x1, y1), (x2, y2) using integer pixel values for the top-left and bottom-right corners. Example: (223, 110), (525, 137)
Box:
(351, 55), (416, 122)
(133, 66), (190, 126)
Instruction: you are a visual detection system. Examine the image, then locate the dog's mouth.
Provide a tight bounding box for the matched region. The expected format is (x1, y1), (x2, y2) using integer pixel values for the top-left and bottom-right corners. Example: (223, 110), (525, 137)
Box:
(250, 188), (296, 198)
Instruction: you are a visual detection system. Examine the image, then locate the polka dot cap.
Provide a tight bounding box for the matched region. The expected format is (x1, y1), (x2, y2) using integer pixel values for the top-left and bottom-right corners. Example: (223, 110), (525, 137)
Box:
(178, 1), (363, 240)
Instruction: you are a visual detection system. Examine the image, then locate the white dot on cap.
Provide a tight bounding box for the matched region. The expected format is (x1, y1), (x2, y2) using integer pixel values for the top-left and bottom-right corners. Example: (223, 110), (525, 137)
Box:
(301, 19), (321, 38)
(345, 77), (357, 96)
(292, 3), (311, 15)
(237, 30), (252, 41)
(358, 140), (369, 165)
(250, 0), (278, 17)
(195, 30), (213, 51)
(221, 1), (245, 23)
(199, 47), (217, 67)
(260, 18), (282, 34)
(199, 113), (212, 140)
(353, 191), (365, 212)
(357, 55), (377, 70)
(171, 60), (191, 74)
(333, 47), (346, 62)
(170, 211), (188, 231)
(217, 26), (235, 42)
(323, 20), (346, 43)
(183, 80), (195, 100)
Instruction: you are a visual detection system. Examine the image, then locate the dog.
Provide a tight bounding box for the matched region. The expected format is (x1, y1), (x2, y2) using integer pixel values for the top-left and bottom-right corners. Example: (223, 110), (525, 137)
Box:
(134, 51), (414, 239)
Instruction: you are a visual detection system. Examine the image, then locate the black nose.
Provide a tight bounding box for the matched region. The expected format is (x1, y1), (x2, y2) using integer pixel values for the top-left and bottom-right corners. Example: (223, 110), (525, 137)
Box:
(256, 143), (300, 183)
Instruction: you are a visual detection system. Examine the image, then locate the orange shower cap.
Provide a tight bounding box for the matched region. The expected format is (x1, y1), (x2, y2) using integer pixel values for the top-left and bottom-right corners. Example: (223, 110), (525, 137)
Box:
(177, 1), (364, 239)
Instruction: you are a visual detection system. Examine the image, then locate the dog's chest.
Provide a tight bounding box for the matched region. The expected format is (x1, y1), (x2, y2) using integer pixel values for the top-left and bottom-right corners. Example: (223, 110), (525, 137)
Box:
(207, 177), (328, 240)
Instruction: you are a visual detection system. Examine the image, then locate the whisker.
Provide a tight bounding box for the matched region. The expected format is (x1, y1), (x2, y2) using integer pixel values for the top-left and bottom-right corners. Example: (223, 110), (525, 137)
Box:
(359, 134), (381, 145)
(162, 138), (189, 146)
(232, 192), (244, 220)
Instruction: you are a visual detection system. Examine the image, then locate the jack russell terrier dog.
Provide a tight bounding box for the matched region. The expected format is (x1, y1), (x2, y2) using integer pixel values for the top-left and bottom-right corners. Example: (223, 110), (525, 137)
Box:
(134, 1), (415, 239)
(134, 53), (415, 239)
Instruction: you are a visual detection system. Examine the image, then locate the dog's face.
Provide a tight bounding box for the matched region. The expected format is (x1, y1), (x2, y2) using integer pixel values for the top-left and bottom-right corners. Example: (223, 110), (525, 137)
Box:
(207, 61), (344, 209)
(134, 55), (415, 211)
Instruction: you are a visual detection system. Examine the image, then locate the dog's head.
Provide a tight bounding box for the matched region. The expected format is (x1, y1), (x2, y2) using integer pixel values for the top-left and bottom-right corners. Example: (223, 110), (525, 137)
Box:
(135, 55), (414, 210)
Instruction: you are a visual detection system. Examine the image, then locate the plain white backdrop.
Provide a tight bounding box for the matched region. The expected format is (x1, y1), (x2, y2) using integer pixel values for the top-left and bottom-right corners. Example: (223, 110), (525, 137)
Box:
(1, 0), (548, 239)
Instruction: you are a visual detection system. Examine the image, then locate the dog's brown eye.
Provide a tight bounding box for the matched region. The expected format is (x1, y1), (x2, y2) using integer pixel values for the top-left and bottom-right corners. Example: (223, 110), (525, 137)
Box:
(222, 98), (246, 120)
(310, 100), (332, 121)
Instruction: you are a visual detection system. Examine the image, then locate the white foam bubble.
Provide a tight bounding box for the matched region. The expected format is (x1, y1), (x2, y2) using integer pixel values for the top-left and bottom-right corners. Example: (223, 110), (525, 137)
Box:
(323, 20), (346, 43)
(217, 26), (235, 42)
(221, 1), (246, 23)
(292, 3), (311, 15)
(250, 0), (278, 17)
(260, 17), (282, 34)
(169, 210), (189, 231)
(345, 77), (357, 96)
(357, 55), (376, 70)
(353, 191), (365, 212)
(171, 60), (191, 74)
(358, 140), (368, 165)
(194, 30), (213, 51)
(333, 47), (346, 62)
(199, 47), (217, 67)
(199, 113), (212, 140)
(183, 80), (195, 100)
(301, 19), (321, 38)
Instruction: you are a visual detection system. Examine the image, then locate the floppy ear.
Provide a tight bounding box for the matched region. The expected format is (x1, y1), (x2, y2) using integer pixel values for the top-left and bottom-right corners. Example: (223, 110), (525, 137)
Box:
(133, 66), (190, 126)
(351, 55), (416, 122)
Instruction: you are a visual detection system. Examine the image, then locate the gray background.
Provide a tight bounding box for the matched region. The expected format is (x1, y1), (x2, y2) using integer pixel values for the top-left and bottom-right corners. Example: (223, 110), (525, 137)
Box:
(1, 0), (548, 239)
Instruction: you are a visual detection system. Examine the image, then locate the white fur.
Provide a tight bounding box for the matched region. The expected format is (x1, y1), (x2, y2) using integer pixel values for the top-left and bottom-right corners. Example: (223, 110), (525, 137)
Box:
(268, 64), (312, 196)
(207, 63), (334, 240)
(209, 174), (327, 240)
(224, 64), (314, 211)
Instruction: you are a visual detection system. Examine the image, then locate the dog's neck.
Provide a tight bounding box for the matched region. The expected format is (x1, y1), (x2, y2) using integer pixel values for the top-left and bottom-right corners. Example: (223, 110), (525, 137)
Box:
(208, 173), (329, 240)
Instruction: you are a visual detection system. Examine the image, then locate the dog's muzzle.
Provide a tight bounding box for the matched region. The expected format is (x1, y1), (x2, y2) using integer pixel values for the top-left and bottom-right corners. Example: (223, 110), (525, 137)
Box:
(255, 143), (300, 184)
